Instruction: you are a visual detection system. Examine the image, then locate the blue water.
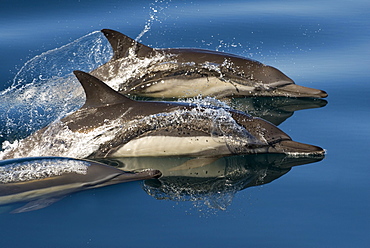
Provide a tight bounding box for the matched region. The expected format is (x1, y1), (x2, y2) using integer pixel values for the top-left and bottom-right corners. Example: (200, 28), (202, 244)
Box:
(0, 0), (369, 247)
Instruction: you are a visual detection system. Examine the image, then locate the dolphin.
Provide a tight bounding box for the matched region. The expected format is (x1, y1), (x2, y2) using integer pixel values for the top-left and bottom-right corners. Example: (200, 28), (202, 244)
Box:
(1, 71), (324, 160)
(91, 29), (328, 99)
(94, 153), (324, 210)
(0, 156), (161, 213)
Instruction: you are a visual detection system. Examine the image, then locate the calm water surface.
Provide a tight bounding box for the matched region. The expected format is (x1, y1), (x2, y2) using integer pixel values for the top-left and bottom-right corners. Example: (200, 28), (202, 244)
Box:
(0, 0), (369, 247)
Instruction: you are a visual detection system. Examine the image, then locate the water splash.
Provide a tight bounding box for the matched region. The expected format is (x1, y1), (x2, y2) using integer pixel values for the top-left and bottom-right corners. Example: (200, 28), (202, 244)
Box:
(100, 52), (169, 92)
(0, 157), (89, 183)
(4, 31), (111, 95)
(0, 117), (124, 160)
(142, 170), (253, 212)
(136, 0), (172, 42)
(180, 95), (232, 109)
(0, 31), (112, 149)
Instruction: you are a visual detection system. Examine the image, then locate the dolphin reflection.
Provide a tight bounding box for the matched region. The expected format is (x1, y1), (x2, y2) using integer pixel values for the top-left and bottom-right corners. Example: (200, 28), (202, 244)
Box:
(95, 153), (324, 210)
(226, 97), (328, 125)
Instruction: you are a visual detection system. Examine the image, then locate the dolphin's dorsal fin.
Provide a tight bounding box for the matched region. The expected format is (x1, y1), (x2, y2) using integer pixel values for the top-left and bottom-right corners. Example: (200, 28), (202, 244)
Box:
(73, 70), (134, 108)
(101, 29), (155, 59)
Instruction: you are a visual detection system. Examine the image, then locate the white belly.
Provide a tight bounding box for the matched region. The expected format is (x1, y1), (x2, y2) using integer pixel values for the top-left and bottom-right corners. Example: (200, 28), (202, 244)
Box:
(110, 135), (230, 157)
(140, 77), (254, 98)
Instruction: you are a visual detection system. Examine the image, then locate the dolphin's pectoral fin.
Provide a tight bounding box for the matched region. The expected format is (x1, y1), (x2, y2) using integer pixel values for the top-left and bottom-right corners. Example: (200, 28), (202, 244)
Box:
(101, 29), (155, 59)
(168, 157), (220, 171)
(10, 197), (65, 214)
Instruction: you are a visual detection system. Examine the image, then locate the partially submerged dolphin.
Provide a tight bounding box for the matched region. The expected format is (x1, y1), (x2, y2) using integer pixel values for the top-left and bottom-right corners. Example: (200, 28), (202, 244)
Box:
(91, 29), (328, 99)
(1, 71), (324, 160)
(0, 156), (161, 213)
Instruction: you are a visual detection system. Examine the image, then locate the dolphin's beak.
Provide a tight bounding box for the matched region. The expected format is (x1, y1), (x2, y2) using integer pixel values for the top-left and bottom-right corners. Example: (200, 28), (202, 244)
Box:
(268, 140), (325, 155)
(277, 84), (328, 98)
